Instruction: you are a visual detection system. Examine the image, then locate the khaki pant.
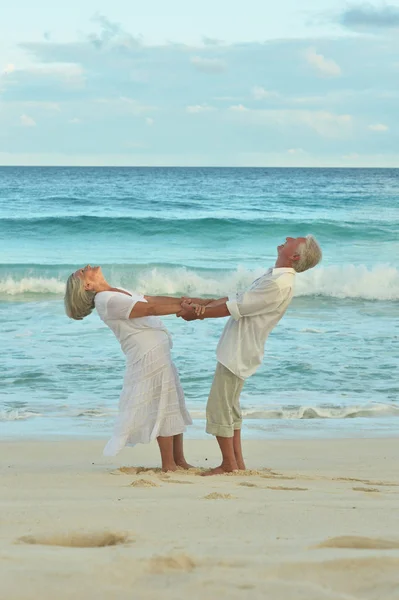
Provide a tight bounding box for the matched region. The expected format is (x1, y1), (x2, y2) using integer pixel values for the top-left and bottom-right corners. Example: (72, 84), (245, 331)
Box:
(206, 362), (245, 438)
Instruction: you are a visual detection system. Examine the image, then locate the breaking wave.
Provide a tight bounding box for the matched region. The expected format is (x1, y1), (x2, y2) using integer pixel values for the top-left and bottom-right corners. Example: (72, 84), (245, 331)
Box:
(1, 264), (398, 301)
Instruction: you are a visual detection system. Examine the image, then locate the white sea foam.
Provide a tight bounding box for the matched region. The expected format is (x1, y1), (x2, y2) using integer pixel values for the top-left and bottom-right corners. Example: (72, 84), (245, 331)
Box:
(2, 403), (397, 423)
(0, 264), (398, 300)
(192, 403), (399, 420)
(0, 276), (65, 296)
(0, 409), (42, 421)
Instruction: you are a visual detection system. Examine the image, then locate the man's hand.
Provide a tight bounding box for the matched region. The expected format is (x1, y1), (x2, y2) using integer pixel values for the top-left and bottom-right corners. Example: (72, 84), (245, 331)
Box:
(182, 297), (214, 306)
(182, 301), (205, 317)
(177, 301), (206, 321)
(177, 309), (197, 321)
(176, 297), (230, 320)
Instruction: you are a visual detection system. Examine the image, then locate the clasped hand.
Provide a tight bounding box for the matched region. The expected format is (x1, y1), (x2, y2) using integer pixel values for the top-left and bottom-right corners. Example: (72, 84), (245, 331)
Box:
(177, 298), (206, 321)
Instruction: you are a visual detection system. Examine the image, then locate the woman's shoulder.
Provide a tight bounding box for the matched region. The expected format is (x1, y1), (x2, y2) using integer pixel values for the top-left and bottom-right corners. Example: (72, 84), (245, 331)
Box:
(95, 289), (144, 317)
(94, 291), (115, 313)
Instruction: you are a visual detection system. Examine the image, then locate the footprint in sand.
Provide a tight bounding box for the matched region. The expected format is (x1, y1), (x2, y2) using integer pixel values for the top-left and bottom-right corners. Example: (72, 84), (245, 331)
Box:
(239, 482), (258, 488)
(204, 493), (236, 500)
(266, 486), (308, 491)
(260, 473), (297, 481)
(317, 536), (399, 550)
(116, 466), (203, 477)
(119, 467), (162, 476)
(18, 532), (130, 548)
(148, 554), (196, 574)
(335, 477), (399, 487)
(164, 479), (194, 484)
(129, 479), (159, 488)
(353, 486), (380, 493)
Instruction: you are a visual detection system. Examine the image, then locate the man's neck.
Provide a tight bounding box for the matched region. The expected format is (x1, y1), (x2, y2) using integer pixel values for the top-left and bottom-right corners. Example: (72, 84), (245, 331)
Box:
(274, 258), (293, 269)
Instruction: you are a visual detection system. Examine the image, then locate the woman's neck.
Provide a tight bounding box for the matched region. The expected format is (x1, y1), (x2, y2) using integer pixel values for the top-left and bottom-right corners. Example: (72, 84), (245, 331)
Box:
(93, 280), (113, 293)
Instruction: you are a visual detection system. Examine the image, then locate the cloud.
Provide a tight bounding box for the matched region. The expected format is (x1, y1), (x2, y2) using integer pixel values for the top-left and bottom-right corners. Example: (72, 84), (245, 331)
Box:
(368, 123), (389, 132)
(299, 111), (352, 136)
(202, 36), (223, 46)
(228, 107), (353, 138)
(287, 148), (306, 154)
(89, 13), (141, 50)
(186, 104), (215, 114)
(69, 118), (81, 124)
(95, 97), (156, 115)
(5, 64), (85, 92)
(340, 4), (399, 29)
(229, 104), (250, 112)
(252, 86), (279, 100)
(2, 18), (397, 166)
(3, 64), (16, 75)
(145, 117), (154, 126)
(20, 114), (36, 127)
(24, 101), (61, 111)
(30, 64), (85, 85)
(304, 47), (341, 77)
(190, 56), (226, 73)
(342, 153), (360, 160)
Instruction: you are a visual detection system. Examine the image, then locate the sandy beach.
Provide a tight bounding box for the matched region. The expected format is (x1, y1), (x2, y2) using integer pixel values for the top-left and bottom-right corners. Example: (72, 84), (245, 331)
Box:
(1, 438), (399, 599)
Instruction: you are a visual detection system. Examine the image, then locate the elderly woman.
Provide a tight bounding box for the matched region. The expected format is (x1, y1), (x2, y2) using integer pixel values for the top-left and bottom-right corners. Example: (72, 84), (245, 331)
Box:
(64, 265), (193, 472)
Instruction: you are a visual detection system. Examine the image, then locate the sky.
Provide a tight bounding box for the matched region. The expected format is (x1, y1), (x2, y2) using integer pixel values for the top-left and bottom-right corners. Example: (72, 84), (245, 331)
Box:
(1, 0), (399, 166)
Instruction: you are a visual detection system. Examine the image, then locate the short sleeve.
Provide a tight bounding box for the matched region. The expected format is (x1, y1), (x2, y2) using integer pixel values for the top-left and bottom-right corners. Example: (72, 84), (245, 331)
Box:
(106, 293), (144, 320)
(226, 280), (284, 320)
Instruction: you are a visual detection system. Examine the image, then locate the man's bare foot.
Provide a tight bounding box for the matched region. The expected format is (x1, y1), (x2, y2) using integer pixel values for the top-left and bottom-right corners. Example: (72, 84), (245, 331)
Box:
(236, 460), (246, 470)
(175, 460), (195, 470)
(162, 464), (178, 472)
(201, 464), (238, 476)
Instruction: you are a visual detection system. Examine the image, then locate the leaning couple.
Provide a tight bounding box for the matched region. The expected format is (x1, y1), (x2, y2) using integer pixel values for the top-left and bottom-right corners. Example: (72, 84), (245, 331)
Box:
(64, 236), (322, 475)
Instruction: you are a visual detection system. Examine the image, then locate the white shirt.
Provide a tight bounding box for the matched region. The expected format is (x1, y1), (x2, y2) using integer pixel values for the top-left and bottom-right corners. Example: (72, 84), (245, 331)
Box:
(95, 290), (171, 364)
(217, 268), (296, 379)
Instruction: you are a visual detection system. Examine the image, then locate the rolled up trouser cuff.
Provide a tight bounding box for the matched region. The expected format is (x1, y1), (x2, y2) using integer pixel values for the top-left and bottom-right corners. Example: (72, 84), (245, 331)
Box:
(206, 421), (242, 438)
(206, 362), (245, 438)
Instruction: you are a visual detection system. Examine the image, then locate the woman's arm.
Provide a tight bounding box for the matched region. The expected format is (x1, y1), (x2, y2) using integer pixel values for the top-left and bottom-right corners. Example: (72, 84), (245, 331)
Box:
(144, 296), (182, 305)
(144, 295), (215, 306)
(129, 300), (183, 318)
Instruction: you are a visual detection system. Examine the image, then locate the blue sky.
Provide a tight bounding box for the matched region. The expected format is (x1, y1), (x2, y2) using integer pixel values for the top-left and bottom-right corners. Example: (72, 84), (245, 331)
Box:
(1, 0), (398, 166)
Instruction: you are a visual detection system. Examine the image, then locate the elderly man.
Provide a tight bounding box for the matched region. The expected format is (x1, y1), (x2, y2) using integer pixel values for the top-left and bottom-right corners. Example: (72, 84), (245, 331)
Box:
(178, 235), (322, 475)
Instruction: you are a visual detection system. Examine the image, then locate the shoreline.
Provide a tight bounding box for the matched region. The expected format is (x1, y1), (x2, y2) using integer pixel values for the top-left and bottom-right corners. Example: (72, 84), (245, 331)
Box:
(2, 419), (399, 443)
(2, 438), (399, 598)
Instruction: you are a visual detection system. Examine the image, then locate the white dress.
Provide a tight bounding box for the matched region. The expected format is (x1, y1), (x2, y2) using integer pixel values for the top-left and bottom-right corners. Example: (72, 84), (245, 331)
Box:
(94, 290), (192, 456)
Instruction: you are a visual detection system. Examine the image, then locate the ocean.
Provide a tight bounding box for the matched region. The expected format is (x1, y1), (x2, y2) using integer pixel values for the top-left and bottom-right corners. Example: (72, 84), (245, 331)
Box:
(1, 167), (398, 441)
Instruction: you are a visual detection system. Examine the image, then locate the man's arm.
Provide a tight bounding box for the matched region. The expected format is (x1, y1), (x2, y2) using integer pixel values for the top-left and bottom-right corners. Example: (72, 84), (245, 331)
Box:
(178, 297), (230, 320)
(182, 297), (216, 306)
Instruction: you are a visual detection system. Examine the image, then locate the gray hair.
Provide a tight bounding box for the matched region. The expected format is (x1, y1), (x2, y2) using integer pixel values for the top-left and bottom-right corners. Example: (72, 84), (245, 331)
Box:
(293, 235), (322, 273)
(64, 274), (96, 320)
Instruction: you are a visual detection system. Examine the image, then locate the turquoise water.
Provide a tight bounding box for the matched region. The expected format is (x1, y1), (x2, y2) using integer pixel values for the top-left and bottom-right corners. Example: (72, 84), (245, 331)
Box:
(1, 167), (398, 440)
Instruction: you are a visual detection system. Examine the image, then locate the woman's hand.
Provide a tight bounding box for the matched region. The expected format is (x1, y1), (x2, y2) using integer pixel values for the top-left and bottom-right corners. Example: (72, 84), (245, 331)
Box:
(192, 303), (206, 316)
(178, 301), (206, 318)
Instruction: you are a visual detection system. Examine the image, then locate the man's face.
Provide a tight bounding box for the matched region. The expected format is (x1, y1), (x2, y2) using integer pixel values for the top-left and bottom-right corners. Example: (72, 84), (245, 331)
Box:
(277, 237), (307, 262)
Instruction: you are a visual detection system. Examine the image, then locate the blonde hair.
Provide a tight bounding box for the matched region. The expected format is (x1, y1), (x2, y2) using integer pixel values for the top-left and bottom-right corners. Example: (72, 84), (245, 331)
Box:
(64, 274), (96, 320)
(294, 235), (322, 273)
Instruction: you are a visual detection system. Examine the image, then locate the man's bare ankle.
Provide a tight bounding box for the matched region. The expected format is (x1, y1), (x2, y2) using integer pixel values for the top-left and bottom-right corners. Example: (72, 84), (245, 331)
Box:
(162, 463), (178, 472)
(221, 460), (238, 472)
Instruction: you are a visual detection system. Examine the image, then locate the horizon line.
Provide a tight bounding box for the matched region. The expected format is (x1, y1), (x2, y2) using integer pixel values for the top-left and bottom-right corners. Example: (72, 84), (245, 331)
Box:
(0, 165), (398, 169)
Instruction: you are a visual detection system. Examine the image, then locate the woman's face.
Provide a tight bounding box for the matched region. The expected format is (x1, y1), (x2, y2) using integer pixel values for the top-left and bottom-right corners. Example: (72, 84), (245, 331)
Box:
(74, 265), (104, 291)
